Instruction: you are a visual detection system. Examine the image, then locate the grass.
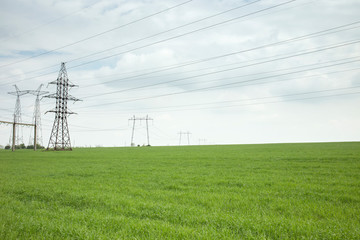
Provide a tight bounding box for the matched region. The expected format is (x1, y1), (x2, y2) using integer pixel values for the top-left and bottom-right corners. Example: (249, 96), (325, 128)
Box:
(0, 142), (360, 239)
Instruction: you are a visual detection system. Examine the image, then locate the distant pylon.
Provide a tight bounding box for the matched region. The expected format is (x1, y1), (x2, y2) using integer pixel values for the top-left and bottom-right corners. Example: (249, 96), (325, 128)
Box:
(198, 139), (206, 145)
(129, 115), (153, 146)
(8, 85), (28, 146)
(44, 63), (81, 151)
(178, 131), (191, 145)
(28, 84), (48, 147)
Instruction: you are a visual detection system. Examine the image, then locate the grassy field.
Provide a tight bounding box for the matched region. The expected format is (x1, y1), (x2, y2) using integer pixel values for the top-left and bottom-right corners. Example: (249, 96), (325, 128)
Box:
(0, 142), (360, 239)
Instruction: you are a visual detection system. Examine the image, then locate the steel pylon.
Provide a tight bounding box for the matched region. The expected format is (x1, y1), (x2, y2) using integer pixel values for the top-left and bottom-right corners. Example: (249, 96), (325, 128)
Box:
(44, 63), (80, 150)
(8, 85), (28, 146)
(28, 84), (48, 147)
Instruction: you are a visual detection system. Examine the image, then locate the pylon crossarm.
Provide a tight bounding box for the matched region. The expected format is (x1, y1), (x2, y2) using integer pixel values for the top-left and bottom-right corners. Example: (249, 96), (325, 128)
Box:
(8, 92), (28, 96)
(48, 81), (77, 88)
(0, 120), (13, 125)
(43, 93), (58, 99)
(45, 109), (77, 115)
(43, 94), (81, 102)
(0, 120), (34, 127)
(17, 122), (35, 127)
(67, 95), (81, 102)
(27, 90), (48, 96)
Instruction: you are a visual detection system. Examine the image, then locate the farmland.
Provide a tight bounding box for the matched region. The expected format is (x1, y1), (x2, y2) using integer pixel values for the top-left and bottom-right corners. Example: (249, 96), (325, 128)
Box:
(0, 142), (360, 239)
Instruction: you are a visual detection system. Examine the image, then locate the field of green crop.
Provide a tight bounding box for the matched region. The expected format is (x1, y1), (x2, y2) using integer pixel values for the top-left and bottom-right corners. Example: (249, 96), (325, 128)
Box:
(0, 142), (360, 239)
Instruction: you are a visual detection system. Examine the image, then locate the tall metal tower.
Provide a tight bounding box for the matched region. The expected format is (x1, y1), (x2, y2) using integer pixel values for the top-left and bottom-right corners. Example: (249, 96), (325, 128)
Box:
(44, 62), (80, 150)
(28, 84), (48, 147)
(178, 131), (191, 145)
(129, 115), (153, 146)
(8, 85), (28, 146)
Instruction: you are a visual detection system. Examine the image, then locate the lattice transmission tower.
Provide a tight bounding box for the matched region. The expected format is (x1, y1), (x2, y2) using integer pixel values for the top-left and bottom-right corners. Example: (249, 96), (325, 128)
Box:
(44, 63), (80, 150)
(28, 84), (48, 147)
(8, 85), (28, 146)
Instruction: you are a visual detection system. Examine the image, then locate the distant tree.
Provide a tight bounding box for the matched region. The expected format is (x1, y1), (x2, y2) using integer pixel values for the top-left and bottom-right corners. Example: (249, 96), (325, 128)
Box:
(36, 144), (45, 149)
(5, 145), (10, 150)
(19, 143), (26, 149)
(26, 144), (44, 150)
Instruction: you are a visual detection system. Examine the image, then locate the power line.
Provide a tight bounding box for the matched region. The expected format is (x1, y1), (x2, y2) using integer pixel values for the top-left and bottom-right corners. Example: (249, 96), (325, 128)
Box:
(87, 66), (360, 114)
(85, 88), (360, 115)
(64, 0), (263, 65)
(68, 20), (360, 77)
(65, 0), (297, 71)
(72, 127), (128, 133)
(1, 1), (98, 42)
(0, 0), (309, 83)
(79, 39), (360, 100)
(1, 54), (358, 116)
(3, 53), (358, 114)
(77, 54), (360, 109)
(165, 59), (360, 90)
(0, 0), (263, 82)
(193, 92), (360, 112)
(76, 24), (358, 90)
(1, 17), (359, 87)
(0, 0), (296, 78)
(76, 65), (360, 115)
(0, 0), (194, 69)
(2, 87), (359, 136)
(147, 86), (360, 112)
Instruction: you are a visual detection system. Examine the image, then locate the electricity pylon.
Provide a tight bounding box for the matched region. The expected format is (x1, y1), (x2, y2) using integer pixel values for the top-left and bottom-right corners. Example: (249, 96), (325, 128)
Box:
(178, 131), (191, 145)
(28, 84), (48, 147)
(44, 62), (80, 151)
(8, 85), (28, 146)
(129, 115), (153, 146)
(198, 139), (207, 145)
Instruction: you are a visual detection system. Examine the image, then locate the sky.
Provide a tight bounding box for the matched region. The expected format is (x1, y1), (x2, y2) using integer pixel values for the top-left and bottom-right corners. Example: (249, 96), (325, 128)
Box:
(0, 0), (359, 147)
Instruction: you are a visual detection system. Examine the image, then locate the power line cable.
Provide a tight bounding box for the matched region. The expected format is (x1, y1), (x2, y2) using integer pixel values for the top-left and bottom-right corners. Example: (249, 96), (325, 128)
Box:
(0, 0), (313, 83)
(1, 1), (98, 42)
(0, 0), (294, 80)
(72, 127), (128, 133)
(65, 0), (297, 70)
(151, 65), (360, 94)
(64, 0), (263, 65)
(76, 64), (360, 115)
(9, 55), (357, 113)
(78, 86), (360, 115)
(0, 0), (194, 69)
(9, 39), (355, 111)
(0, 0), (263, 81)
(78, 36), (360, 90)
(78, 55), (360, 108)
(1, 16), (359, 87)
(157, 91), (360, 113)
(2, 87), (359, 134)
(188, 91), (360, 112)
(79, 39), (360, 99)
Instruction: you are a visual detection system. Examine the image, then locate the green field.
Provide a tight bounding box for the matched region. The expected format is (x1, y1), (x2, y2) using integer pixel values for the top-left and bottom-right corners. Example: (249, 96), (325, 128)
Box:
(0, 143), (360, 239)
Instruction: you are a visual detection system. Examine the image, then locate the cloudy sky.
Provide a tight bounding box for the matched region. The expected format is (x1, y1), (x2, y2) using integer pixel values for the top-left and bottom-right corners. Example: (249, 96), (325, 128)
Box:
(0, 0), (359, 147)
